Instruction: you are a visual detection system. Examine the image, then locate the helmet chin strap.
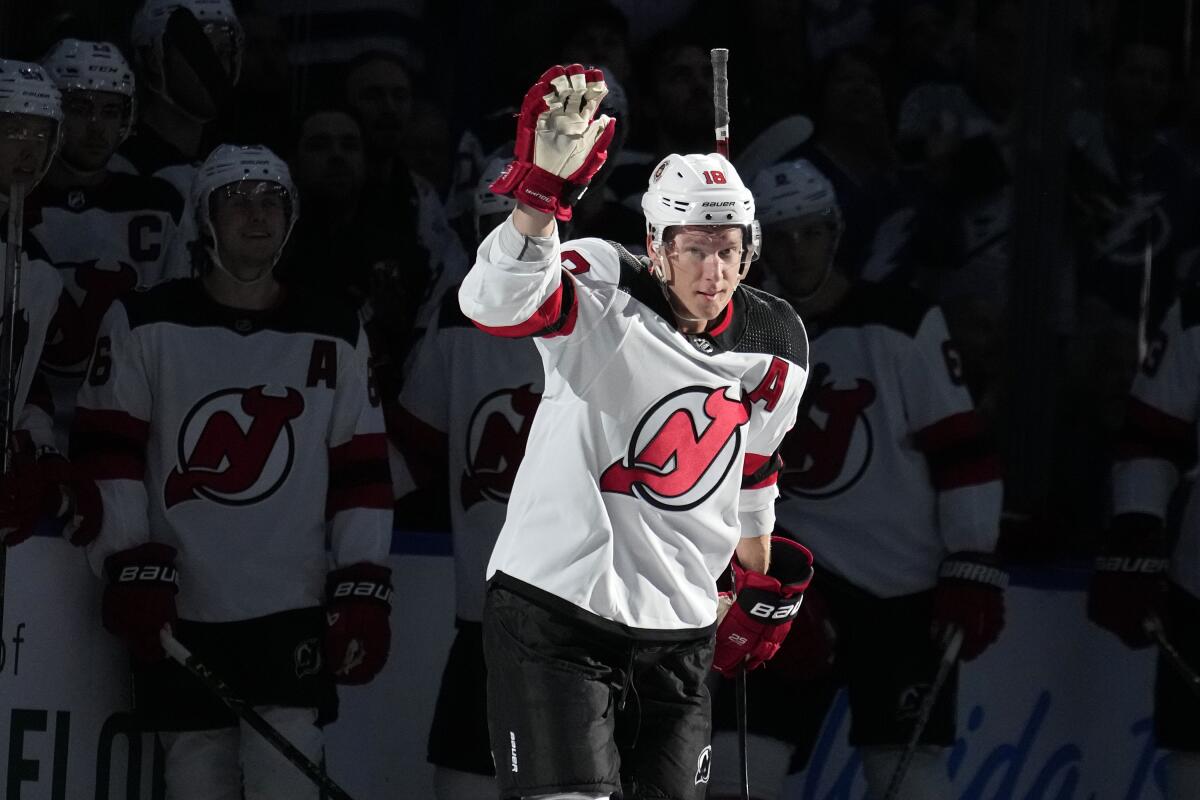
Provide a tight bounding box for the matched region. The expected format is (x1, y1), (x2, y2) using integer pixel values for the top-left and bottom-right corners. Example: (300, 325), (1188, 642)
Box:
(206, 244), (276, 285)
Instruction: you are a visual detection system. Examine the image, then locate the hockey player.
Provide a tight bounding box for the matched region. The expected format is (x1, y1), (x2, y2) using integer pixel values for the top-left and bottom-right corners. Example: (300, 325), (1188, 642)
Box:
(35, 39), (186, 448)
(708, 160), (1005, 800)
(393, 160), (542, 799)
(74, 144), (393, 799)
(119, 0), (243, 196)
(0, 60), (88, 547)
(459, 64), (813, 800)
(1089, 289), (1200, 798)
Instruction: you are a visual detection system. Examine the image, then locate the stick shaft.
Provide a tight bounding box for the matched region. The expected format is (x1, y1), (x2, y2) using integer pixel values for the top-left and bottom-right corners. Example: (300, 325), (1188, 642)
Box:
(0, 181), (26, 629)
(160, 630), (357, 800)
(883, 627), (963, 800)
(711, 48), (730, 157)
(1148, 617), (1200, 700)
(736, 666), (749, 800)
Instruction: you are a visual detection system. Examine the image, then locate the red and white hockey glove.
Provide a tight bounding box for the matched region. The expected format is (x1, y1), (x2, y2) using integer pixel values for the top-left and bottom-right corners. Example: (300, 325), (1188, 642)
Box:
(102, 543), (179, 664)
(712, 537), (814, 678)
(490, 63), (616, 222)
(765, 581), (837, 681)
(931, 552), (1007, 660)
(325, 563), (392, 684)
(0, 434), (74, 546)
(1087, 513), (1169, 649)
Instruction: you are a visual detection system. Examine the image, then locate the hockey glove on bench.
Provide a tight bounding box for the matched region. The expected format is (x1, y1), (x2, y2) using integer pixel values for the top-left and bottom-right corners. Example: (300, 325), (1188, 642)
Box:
(326, 563), (392, 684)
(713, 537), (814, 678)
(931, 551), (1007, 660)
(102, 543), (179, 663)
(490, 63), (616, 221)
(1087, 513), (1169, 649)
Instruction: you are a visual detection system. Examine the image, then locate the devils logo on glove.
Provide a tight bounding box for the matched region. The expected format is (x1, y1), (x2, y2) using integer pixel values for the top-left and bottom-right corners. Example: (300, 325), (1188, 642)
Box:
(780, 363), (876, 499)
(164, 385), (304, 508)
(600, 386), (749, 510)
(461, 383), (541, 509)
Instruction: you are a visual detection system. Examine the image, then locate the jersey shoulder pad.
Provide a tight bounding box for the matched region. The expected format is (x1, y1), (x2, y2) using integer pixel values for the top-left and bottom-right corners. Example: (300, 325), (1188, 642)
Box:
(106, 172), (186, 222)
(825, 281), (933, 339)
(735, 285), (809, 369)
(119, 278), (194, 330)
(277, 284), (361, 346)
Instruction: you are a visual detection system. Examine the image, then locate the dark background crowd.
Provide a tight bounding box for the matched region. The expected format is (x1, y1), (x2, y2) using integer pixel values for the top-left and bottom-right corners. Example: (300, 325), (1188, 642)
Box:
(1, 0), (1195, 563)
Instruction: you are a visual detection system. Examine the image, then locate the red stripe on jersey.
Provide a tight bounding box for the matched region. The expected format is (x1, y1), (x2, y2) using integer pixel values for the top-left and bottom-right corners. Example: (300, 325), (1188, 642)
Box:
(386, 405), (449, 490)
(928, 454), (1001, 491)
(913, 410), (985, 452)
(87, 452), (148, 481)
(327, 433), (393, 518)
(330, 432), (388, 468)
(708, 300), (734, 337)
(71, 407), (150, 480)
(742, 452), (780, 490)
(1115, 397), (1195, 466)
(73, 407), (150, 442)
(327, 483), (394, 518)
(914, 411), (1000, 490)
(472, 277), (573, 338)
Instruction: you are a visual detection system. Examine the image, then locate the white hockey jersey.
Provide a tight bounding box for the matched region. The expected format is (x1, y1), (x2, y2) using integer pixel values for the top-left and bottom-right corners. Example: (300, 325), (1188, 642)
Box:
(396, 284), (544, 622)
(1112, 290), (1200, 599)
(31, 174), (187, 446)
(76, 279), (393, 622)
(0, 233), (64, 452)
(459, 218), (809, 633)
(774, 283), (1002, 597)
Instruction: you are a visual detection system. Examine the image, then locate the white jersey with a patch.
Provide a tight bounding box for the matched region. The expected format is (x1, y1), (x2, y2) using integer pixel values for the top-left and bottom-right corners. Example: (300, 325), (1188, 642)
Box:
(459, 217), (809, 633)
(397, 285), (544, 622)
(77, 279), (393, 622)
(773, 283), (1002, 597)
(1112, 289), (1200, 599)
(31, 174), (187, 446)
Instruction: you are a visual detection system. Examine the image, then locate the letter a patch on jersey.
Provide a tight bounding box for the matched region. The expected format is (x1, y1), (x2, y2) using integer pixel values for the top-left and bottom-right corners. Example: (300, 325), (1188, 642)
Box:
(599, 386), (749, 510)
(164, 385), (305, 507)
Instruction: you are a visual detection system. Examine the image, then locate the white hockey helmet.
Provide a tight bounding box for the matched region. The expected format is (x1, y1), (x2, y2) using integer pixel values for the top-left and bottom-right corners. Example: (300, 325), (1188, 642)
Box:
(751, 159), (841, 227)
(192, 144), (298, 277)
(131, 0), (244, 83)
(475, 156), (517, 220)
(41, 40), (136, 141)
(0, 60), (64, 179)
(641, 153), (761, 278)
(42, 40), (135, 98)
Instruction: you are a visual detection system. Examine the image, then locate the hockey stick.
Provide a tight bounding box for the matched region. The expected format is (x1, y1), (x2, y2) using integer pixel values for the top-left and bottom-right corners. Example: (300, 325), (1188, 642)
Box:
(1145, 615), (1200, 700)
(736, 666), (750, 800)
(711, 48), (730, 158)
(881, 626), (963, 800)
(159, 628), (358, 800)
(0, 180), (27, 634)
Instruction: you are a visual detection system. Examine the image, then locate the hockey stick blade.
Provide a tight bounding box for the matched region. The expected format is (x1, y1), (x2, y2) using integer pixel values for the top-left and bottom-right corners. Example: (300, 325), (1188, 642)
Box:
(160, 628), (358, 800)
(882, 626), (963, 800)
(1145, 615), (1200, 700)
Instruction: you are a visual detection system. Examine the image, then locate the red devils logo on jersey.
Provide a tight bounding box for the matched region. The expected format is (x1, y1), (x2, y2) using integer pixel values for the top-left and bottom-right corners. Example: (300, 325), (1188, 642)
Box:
(164, 385), (305, 508)
(600, 386), (749, 510)
(43, 260), (138, 376)
(780, 363), (876, 499)
(461, 383), (542, 509)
